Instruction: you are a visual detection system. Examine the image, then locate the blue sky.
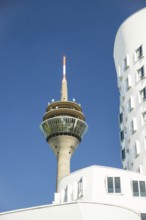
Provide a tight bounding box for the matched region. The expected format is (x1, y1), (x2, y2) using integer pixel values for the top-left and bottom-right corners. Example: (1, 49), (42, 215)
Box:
(0, 0), (146, 212)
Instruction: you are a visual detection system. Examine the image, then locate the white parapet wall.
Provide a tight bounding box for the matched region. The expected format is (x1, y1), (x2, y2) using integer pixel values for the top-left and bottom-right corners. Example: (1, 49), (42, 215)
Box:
(0, 202), (140, 220)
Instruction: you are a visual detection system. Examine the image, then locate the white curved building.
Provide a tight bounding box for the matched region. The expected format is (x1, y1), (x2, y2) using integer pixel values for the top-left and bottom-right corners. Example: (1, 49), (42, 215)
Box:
(0, 166), (146, 220)
(114, 7), (146, 175)
(1, 8), (146, 220)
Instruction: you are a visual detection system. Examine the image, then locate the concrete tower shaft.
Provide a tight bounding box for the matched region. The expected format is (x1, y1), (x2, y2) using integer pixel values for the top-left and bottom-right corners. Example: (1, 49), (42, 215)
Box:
(49, 135), (79, 183)
(40, 57), (88, 190)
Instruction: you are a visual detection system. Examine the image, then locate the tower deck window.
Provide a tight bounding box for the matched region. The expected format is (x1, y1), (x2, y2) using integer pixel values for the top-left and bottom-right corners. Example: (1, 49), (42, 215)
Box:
(107, 177), (121, 193)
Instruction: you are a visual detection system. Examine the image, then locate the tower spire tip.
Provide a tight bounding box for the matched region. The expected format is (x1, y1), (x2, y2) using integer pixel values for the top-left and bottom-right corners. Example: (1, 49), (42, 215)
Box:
(61, 55), (68, 101)
(63, 56), (66, 66)
(63, 55), (66, 76)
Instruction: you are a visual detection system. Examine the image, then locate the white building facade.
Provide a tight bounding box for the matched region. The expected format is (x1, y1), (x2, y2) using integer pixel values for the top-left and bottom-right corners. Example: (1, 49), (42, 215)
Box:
(114, 8), (146, 175)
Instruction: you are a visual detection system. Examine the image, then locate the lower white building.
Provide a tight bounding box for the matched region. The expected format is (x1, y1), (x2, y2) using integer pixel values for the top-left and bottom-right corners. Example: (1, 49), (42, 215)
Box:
(0, 166), (146, 220)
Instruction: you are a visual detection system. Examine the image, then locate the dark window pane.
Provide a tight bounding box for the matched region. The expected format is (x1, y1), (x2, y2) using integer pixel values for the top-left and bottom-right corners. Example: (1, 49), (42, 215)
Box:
(144, 88), (146, 100)
(107, 177), (113, 193)
(121, 148), (126, 161)
(141, 213), (146, 220)
(115, 177), (121, 193)
(141, 66), (145, 78)
(119, 113), (123, 123)
(120, 130), (124, 142)
(132, 181), (139, 196)
(140, 181), (146, 197)
(137, 45), (143, 59)
(139, 46), (143, 57)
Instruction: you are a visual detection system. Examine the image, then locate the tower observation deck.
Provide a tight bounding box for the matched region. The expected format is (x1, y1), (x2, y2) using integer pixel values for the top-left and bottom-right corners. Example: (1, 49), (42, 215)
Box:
(40, 57), (88, 190)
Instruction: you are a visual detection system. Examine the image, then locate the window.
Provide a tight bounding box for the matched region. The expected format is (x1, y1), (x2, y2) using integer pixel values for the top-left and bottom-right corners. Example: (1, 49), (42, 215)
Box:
(124, 55), (130, 70)
(78, 178), (83, 198)
(135, 140), (140, 158)
(144, 136), (146, 150)
(119, 112), (123, 124)
(128, 96), (134, 112)
(132, 180), (139, 196)
(142, 111), (146, 125)
(136, 45), (143, 60)
(121, 148), (126, 161)
(118, 65), (122, 79)
(125, 75), (132, 91)
(132, 180), (146, 197)
(138, 66), (145, 79)
(125, 78), (128, 91)
(141, 213), (146, 220)
(140, 181), (146, 196)
(107, 177), (121, 193)
(130, 118), (137, 134)
(137, 165), (143, 174)
(140, 87), (146, 100)
(120, 130), (124, 142)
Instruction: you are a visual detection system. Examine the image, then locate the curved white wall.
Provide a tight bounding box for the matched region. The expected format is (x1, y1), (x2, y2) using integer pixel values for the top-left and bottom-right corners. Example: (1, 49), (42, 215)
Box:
(0, 202), (140, 220)
(114, 8), (146, 175)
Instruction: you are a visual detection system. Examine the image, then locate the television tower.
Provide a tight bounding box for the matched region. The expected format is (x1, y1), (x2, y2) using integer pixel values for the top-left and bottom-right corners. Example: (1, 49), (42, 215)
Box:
(40, 56), (88, 191)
